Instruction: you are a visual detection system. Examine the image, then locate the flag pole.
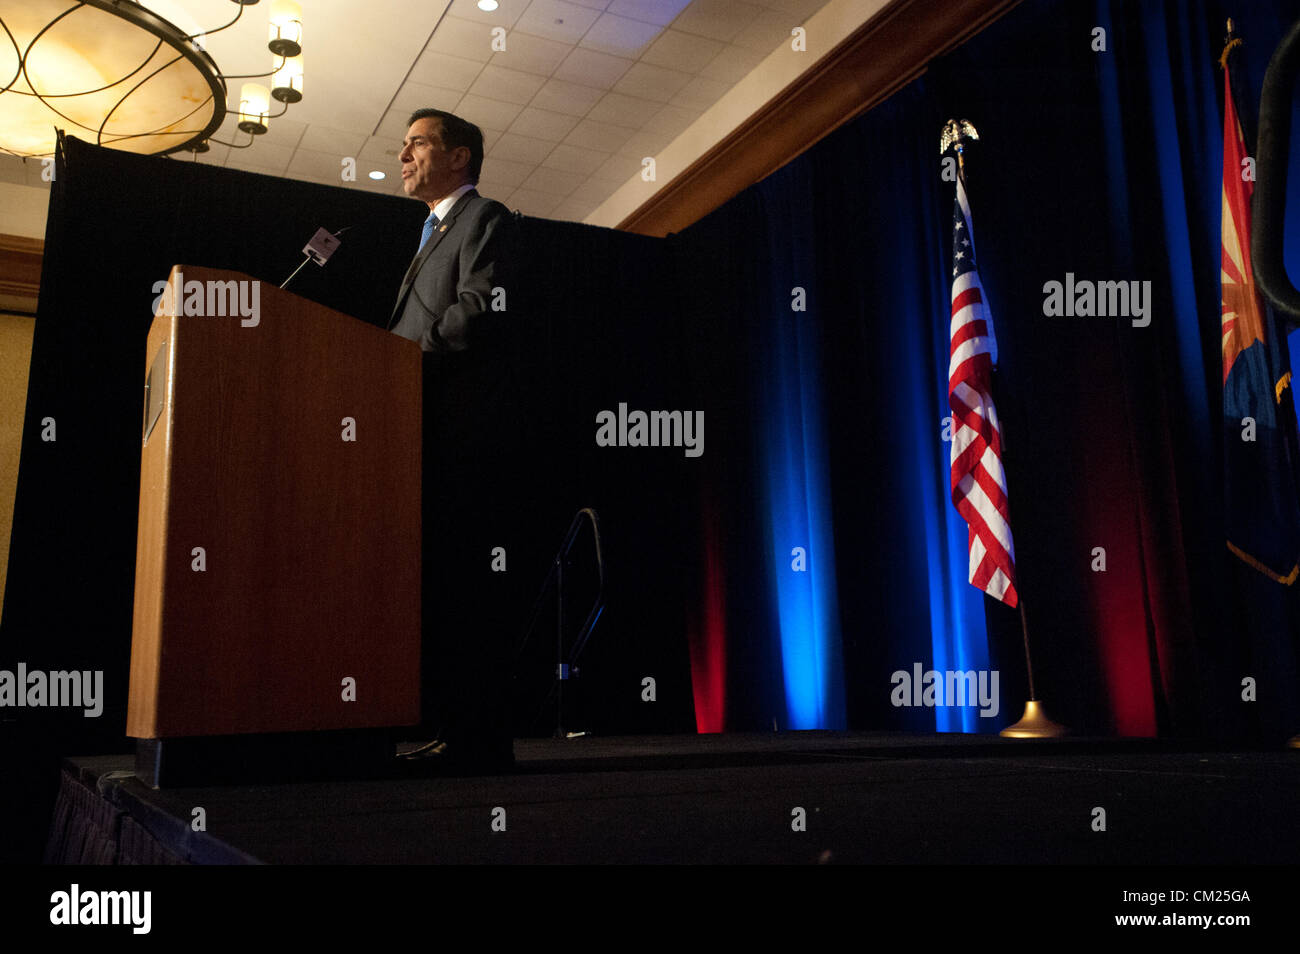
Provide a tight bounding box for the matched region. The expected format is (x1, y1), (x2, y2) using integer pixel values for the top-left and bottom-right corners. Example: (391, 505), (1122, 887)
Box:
(940, 119), (1068, 738)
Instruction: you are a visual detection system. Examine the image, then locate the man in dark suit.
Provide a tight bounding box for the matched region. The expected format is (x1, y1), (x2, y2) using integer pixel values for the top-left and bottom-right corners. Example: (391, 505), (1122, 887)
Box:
(389, 108), (510, 354)
(389, 108), (519, 771)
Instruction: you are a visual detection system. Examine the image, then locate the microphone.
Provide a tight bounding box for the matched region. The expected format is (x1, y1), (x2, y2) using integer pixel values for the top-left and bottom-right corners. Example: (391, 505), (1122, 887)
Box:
(281, 226), (350, 289)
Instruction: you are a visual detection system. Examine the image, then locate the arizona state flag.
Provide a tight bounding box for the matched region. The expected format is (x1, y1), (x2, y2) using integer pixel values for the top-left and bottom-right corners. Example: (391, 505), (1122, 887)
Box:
(1220, 28), (1300, 583)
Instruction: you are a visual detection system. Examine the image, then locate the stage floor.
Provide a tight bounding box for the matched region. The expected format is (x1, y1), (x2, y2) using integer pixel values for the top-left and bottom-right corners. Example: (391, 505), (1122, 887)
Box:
(52, 732), (1300, 864)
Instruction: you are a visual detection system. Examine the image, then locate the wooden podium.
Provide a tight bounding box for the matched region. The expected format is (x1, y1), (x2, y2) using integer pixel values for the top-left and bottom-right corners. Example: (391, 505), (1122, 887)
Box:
(126, 266), (421, 780)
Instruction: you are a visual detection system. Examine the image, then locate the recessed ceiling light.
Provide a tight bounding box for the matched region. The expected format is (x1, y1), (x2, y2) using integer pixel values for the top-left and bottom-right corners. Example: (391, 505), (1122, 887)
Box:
(477, 0), (499, 11)
(368, 170), (386, 180)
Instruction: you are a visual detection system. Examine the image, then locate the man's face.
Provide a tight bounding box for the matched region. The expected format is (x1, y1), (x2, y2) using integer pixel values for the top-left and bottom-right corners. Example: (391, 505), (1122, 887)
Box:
(399, 117), (469, 205)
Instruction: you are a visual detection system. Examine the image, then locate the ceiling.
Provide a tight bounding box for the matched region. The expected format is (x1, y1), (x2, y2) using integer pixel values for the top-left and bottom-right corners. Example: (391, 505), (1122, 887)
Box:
(0, 0), (836, 226)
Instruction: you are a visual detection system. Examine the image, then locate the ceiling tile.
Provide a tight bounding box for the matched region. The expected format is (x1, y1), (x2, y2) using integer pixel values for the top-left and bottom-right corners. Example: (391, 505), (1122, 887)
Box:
(24, 0), (842, 231)
(732, 9), (801, 52)
(410, 52), (486, 91)
(541, 143), (611, 175)
(549, 195), (601, 222)
(513, 0), (604, 45)
(505, 187), (565, 217)
(750, 0), (831, 17)
(351, 174), (398, 195)
(456, 94), (526, 132)
(669, 74), (732, 111)
(589, 153), (642, 182)
(508, 107), (582, 142)
(298, 126), (367, 157)
(578, 13), (663, 58)
(642, 103), (701, 136)
(671, 0), (766, 43)
(473, 178), (508, 200)
(191, 143), (231, 166)
(357, 170), (396, 191)
(391, 82), (468, 117)
(569, 177), (620, 202)
(478, 156), (539, 188)
(586, 91), (664, 127)
(426, 16), (497, 62)
(641, 29), (725, 72)
(376, 109), (419, 145)
(285, 149), (350, 182)
(531, 78), (606, 116)
(521, 165), (587, 196)
(552, 47), (634, 89)
(358, 135), (403, 166)
(468, 64), (549, 105)
(699, 43), (766, 83)
(231, 141), (295, 173)
(612, 61), (692, 103)
(257, 118), (307, 150)
(564, 118), (636, 152)
(605, 0), (692, 27)
(226, 153), (287, 177)
(489, 31), (571, 77)
(614, 128), (673, 160)
(447, 0), (530, 28)
(489, 132), (558, 163)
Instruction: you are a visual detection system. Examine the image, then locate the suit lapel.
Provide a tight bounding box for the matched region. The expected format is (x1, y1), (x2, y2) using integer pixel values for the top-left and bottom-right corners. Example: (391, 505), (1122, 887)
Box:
(389, 189), (479, 329)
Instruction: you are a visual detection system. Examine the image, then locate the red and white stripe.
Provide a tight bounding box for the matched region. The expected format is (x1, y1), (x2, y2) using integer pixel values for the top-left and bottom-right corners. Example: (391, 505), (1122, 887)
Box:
(949, 176), (1018, 607)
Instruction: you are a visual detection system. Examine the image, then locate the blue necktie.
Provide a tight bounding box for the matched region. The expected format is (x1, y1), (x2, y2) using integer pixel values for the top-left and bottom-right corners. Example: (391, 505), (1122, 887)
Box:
(417, 213), (439, 254)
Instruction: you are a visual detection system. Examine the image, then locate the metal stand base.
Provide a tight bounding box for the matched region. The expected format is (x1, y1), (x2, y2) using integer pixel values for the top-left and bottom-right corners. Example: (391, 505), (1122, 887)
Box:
(999, 699), (1070, 738)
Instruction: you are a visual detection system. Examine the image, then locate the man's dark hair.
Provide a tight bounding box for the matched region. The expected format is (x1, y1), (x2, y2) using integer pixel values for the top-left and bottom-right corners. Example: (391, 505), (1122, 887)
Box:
(407, 108), (484, 184)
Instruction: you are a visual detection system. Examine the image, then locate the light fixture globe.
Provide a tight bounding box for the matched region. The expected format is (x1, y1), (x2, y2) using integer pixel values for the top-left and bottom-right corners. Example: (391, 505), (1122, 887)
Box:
(0, 0), (227, 158)
(267, 0), (302, 58)
(271, 54), (303, 104)
(237, 83), (270, 135)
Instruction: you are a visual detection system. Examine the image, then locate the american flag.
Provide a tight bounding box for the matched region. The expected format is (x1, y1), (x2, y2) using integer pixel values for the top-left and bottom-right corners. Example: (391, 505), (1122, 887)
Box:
(949, 172), (1018, 607)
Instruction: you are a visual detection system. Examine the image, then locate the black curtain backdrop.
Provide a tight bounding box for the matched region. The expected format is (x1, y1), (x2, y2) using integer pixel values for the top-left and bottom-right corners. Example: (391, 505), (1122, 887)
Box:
(671, 0), (1300, 739)
(505, 218), (699, 734)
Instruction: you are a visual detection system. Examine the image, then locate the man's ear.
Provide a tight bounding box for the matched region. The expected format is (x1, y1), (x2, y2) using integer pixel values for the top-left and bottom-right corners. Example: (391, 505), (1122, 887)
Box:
(450, 146), (471, 172)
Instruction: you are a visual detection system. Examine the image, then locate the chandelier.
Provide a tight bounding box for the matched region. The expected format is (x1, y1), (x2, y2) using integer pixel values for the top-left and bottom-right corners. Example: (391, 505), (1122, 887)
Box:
(0, 0), (305, 159)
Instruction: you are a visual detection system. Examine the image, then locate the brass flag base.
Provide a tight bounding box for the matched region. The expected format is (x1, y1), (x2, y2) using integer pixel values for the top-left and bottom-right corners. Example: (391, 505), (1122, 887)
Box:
(1286, 734), (1300, 750)
(999, 700), (1069, 738)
